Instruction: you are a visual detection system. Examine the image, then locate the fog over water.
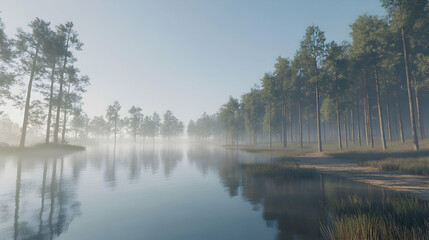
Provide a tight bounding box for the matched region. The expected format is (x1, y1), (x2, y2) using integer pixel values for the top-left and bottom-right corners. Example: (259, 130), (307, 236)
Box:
(1, 144), (427, 240)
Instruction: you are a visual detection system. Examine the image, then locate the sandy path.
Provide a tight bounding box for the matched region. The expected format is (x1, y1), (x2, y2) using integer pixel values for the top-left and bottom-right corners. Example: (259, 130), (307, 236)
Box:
(297, 152), (429, 201)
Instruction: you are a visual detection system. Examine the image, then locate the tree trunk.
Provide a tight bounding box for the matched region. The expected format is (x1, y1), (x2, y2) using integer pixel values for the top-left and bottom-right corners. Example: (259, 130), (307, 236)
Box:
(351, 109), (355, 144)
(316, 81), (322, 152)
(307, 113), (311, 144)
(299, 99), (303, 149)
(336, 97), (342, 151)
(363, 70), (374, 148)
(114, 120), (117, 148)
(290, 107), (293, 143)
(375, 66), (387, 150)
(54, 37), (70, 144)
(20, 46), (40, 147)
(344, 114), (348, 148)
(401, 27), (419, 150)
(323, 121), (326, 144)
(396, 86), (405, 143)
(356, 81), (362, 146)
(61, 82), (71, 144)
(45, 62), (56, 144)
(269, 103), (272, 149)
(415, 86), (424, 140)
(282, 101), (287, 148)
(385, 90), (392, 141)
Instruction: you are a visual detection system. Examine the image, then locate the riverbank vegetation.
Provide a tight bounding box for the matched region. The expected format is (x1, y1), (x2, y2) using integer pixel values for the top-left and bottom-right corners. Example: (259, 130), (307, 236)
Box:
(330, 139), (429, 176)
(321, 193), (429, 240)
(188, 0), (429, 154)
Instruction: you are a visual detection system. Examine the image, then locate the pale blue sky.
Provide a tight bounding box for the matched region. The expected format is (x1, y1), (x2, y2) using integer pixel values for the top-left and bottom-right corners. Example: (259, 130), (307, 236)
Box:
(2, 0), (385, 124)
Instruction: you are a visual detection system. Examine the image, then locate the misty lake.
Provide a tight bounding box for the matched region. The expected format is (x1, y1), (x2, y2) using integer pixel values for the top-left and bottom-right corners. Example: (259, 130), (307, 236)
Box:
(1, 144), (428, 240)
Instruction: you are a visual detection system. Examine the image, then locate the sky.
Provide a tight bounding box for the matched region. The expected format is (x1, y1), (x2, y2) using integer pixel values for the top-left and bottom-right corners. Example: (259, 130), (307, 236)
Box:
(1, 0), (386, 125)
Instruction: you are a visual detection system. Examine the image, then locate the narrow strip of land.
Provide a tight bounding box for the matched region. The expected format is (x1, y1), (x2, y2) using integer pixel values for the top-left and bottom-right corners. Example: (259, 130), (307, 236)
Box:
(297, 152), (429, 201)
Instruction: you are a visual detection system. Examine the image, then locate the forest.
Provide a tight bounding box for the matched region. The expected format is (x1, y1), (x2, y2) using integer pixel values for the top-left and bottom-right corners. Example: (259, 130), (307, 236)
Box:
(0, 18), (184, 146)
(188, 1), (429, 152)
(1, 0), (429, 152)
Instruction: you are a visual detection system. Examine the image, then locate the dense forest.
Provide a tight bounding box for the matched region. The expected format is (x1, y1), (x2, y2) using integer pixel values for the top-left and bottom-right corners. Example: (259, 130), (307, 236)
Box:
(0, 18), (184, 146)
(1, 0), (428, 151)
(188, 0), (429, 151)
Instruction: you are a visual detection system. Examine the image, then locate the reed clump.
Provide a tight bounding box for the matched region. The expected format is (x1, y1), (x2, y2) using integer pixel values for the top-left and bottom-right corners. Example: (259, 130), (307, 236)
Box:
(321, 194), (429, 240)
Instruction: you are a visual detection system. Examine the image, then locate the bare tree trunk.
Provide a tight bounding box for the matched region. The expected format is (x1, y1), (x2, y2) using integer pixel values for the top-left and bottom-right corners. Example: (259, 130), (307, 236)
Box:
(356, 81), (362, 146)
(375, 66), (387, 150)
(323, 121), (326, 144)
(415, 86), (424, 140)
(307, 113), (311, 144)
(269, 103), (272, 149)
(385, 91), (392, 141)
(336, 97), (342, 151)
(61, 82), (71, 144)
(401, 27), (419, 150)
(363, 70), (374, 148)
(290, 107), (294, 143)
(351, 109), (355, 144)
(299, 99), (303, 149)
(396, 85), (405, 143)
(282, 101), (287, 148)
(54, 37), (70, 144)
(316, 81), (322, 152)
(45, 62), (56, 144)
(344, 115), (348, 148)
(20, 46), (40, 147)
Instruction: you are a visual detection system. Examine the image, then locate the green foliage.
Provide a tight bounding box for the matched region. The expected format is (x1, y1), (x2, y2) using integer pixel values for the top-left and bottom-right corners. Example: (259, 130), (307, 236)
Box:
(219, 97), (243, 142)
(321, 97), (335, 122)
(106, 100), (121, 135)
(126, 106), (143, 140)
(242, 88), (265, 136)
(351, 14), (388, 66)
(160, 110), (184, 138)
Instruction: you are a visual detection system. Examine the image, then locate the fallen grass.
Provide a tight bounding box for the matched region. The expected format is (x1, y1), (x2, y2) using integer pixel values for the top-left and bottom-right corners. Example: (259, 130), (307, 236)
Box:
(321, 193), (429, 240)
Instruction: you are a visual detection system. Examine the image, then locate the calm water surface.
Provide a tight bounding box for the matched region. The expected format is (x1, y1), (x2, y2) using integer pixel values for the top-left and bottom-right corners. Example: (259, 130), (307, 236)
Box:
(0, 144), (427, 240)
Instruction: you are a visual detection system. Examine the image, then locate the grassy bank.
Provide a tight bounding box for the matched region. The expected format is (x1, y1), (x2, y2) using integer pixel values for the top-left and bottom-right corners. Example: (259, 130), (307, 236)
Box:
(0, 143), (85, 157)
(330, 139), (429, 176)
(225, 139), (429, 177)
(321, 193), (429, 240)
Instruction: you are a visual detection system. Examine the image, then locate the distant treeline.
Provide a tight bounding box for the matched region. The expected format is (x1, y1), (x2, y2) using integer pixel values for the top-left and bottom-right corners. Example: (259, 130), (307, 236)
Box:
(88, 101), (184, 144)
(0, 17), (185, 146)
(188, 0), (429, 151)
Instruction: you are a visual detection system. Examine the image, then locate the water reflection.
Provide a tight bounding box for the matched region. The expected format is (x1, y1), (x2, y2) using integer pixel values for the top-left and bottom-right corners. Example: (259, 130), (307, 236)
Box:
(160, 145), (183, 177)
(0, 144), (428, 240)
(0, 156), (81, 240)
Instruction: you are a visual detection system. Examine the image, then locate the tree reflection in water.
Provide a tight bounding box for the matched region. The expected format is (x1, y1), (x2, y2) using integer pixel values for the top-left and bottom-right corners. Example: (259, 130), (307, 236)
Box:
(1, 144), (428, 240)
(1, 155), (81, 240)
(188, 144), (429, 240)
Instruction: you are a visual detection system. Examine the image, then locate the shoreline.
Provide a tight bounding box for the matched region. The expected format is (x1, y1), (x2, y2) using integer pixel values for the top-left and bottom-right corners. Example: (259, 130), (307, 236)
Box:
(233, 143), (429, 202)
(0, 143), (86, 157)
(296, 152), (429, 202)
